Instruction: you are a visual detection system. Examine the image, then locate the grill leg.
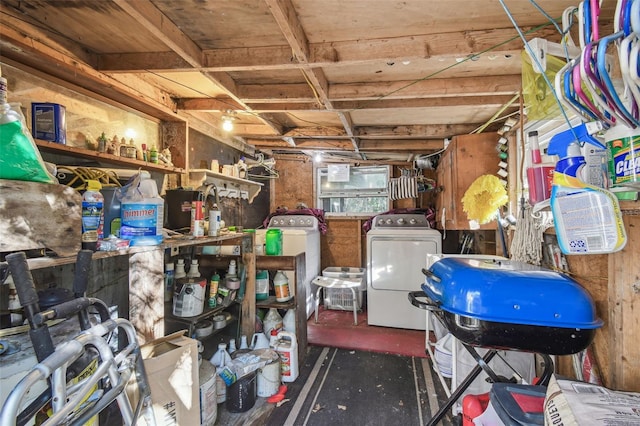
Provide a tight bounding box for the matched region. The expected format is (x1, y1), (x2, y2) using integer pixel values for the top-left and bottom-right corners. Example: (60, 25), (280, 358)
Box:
(537, 353), (554, 386)
(426, 349), (498, 426)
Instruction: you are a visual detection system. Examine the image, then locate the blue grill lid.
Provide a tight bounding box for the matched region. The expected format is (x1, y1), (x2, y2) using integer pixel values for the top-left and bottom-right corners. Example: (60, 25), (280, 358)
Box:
(422, 258), (602, 329)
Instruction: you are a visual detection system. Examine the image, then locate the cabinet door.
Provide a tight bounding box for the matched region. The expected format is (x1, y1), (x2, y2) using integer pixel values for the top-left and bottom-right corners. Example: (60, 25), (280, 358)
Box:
(435, 144), (455, 230)
(436, 133), (499, 230)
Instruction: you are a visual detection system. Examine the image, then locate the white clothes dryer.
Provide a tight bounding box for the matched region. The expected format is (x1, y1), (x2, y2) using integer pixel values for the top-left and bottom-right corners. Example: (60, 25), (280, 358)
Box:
(366, 213), (442, 330)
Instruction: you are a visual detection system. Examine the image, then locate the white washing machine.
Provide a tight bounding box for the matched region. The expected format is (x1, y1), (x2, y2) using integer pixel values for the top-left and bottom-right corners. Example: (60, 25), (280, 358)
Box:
(367, 213), (442, 330)
(257, 215), (321, 319)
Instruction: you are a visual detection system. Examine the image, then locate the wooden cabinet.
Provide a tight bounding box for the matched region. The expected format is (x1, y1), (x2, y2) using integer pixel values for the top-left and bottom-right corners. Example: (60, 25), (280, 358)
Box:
(435, 132), (500, 230)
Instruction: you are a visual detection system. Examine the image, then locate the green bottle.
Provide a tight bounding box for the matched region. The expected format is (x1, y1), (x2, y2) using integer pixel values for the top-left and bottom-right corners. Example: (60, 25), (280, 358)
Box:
(150, 145), (158, 163)
(209, 273), (220, 307)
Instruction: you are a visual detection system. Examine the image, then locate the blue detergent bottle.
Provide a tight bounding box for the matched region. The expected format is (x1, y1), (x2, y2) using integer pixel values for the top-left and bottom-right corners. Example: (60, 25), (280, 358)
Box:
(547, 122), (626, 254)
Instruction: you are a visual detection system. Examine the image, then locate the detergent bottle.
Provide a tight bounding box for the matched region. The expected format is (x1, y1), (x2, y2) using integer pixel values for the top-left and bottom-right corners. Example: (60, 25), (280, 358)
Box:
(547, 122), (627, 255)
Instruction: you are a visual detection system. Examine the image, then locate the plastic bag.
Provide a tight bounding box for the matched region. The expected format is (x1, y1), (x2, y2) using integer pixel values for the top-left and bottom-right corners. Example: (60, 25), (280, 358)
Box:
(118, 171), (157, 203)
(0, 102), (56, 183)
(521, 51), (566, 120)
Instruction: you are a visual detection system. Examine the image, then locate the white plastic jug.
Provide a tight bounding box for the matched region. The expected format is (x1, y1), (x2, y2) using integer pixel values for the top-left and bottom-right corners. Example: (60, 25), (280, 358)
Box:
(263, 308), (283, 338)
(283, 309), (296, 334)
(251, 332), (270, 350)
(274, 330), (298, 382)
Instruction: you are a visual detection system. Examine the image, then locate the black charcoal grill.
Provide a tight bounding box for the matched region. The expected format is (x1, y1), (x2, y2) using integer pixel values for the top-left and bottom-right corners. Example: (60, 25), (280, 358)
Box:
(409, 257), (603, 425)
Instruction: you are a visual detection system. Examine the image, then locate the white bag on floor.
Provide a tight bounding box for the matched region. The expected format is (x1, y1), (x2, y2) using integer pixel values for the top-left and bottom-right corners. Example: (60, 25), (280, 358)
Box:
(473, 401), (506, 426)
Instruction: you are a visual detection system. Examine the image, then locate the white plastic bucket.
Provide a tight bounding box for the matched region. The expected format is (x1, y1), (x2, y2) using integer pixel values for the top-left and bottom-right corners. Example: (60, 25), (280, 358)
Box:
(257, 354), (281, 397)
(199, 360), (217, 426)
(434, 333), (453, 378)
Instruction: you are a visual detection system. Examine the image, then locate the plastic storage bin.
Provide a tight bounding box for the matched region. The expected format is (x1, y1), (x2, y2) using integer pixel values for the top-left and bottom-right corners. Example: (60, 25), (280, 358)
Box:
(489, 383), (545, 426)
(322, 267), (365, 311)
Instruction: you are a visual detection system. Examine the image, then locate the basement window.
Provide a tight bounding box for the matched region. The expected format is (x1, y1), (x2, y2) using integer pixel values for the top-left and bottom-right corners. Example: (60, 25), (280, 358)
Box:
(316, 166), (391, 215)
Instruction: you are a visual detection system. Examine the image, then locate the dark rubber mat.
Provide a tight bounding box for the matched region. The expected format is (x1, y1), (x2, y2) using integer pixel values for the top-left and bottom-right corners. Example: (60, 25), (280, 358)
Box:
(303, 349), (426, 425)
(266, 347), (459, 425)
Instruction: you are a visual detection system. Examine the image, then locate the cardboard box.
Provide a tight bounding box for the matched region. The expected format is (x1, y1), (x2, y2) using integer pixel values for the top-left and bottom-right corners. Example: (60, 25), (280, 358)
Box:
(134, 331), (200, 426)
(31, 102), (66, 144)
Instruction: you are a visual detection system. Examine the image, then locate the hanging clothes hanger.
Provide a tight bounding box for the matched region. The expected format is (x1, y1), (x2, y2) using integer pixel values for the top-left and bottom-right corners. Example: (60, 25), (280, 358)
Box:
(597, 31), (640, 127)
(580, 42), (619, 127)
(558, 59), (600, 121)
(572, 60), (604, 120)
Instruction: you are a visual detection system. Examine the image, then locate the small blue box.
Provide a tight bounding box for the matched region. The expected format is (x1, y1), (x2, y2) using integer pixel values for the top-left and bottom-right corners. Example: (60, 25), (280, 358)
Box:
(31, 102), (66, 144)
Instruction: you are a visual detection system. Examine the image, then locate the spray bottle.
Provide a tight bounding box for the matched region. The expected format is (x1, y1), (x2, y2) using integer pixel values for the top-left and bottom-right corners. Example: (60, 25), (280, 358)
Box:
(525, 131), (555, 205)
(547, 122), (627, 254)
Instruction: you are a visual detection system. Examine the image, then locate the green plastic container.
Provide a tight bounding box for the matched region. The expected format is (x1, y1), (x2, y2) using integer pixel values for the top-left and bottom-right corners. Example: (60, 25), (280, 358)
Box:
(265, 229), (282, 255)
(256, 270), (269, 301)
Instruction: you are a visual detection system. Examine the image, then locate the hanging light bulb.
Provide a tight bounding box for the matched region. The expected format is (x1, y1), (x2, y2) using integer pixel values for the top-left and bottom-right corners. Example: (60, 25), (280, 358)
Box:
(314, 152), (322, 163)
(221, 110), (236, 132)
(222, 117), (234, 132)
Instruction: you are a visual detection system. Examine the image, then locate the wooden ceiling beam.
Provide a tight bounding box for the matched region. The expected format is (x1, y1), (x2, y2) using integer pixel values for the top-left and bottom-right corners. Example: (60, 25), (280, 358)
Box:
(248, 139), (355, 151)
(284, 127), (347, 137)
(97, 26), (558, 72)
(264, 0), (362, 157)
(113, 0), (283, 135)
(0, 23), (179, 121)
(0, 6), (98, 67)
(264, 0), (310, 63)
(177, 97), (245, 111)
(240, 123), (479, 141)
(238, 75), (520, 102)
(176, 94), (516, 112)
(112, 0), (202, 68)
(250, 138), (447, 153)
(331, 75), (521, 100)
(357, 124), (480, 139)
(359, 139), (444, 151)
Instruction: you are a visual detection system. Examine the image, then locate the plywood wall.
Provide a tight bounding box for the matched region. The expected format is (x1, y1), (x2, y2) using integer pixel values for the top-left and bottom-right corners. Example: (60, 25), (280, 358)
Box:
(321, 218), (364, 269)
(557, 208), (640, 392)
(270, 155), (314, 211)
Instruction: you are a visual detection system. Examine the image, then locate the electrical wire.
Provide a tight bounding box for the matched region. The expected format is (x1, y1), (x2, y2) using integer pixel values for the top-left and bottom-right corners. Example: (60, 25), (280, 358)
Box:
(499, 0), (580, 143)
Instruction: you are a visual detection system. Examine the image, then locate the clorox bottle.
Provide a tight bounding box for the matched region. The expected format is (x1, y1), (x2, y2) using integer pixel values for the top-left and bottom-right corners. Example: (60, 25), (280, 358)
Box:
(547, 123), (627, 254)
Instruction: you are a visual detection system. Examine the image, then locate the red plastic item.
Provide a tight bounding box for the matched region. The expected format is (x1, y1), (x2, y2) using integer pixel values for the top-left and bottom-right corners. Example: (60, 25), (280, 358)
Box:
(462, 392), (490, 426)
(267, 384), (288, 404)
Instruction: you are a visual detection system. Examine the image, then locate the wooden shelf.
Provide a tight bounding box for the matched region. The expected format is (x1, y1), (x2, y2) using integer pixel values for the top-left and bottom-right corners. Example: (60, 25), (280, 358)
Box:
(188, 169), (263, 203)
(255, 253), (307, 364)
(256, 296), (295, 310)
(14, 233), (247, 271)
(35, 139), (185, 174)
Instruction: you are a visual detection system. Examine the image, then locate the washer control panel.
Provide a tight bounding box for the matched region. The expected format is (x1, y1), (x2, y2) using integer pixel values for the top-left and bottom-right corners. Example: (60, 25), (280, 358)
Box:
(371, 214), (431, 229)
(268, 215), (319, 230)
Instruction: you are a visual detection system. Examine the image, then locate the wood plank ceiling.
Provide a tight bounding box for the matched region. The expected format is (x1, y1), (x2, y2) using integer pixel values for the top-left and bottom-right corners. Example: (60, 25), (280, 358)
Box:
(0, 0), (616, 164)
